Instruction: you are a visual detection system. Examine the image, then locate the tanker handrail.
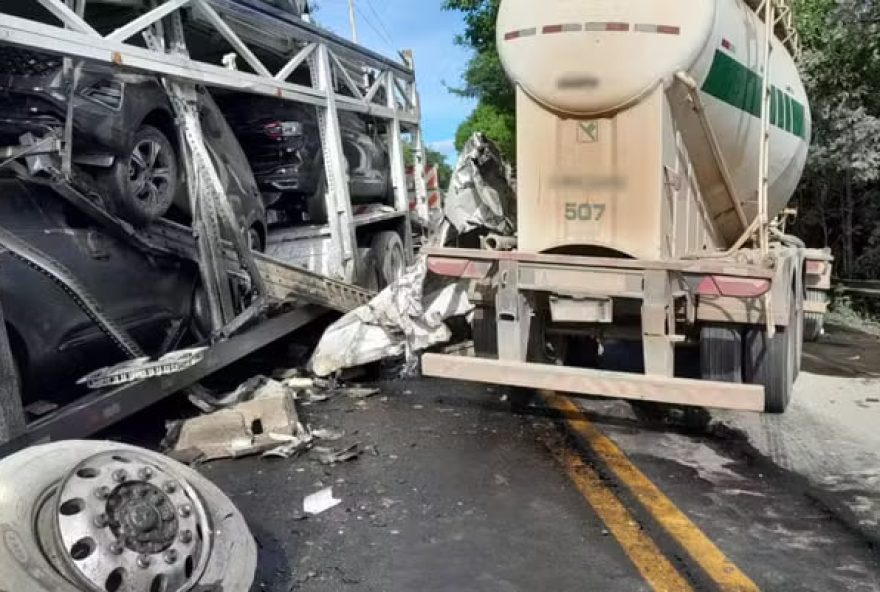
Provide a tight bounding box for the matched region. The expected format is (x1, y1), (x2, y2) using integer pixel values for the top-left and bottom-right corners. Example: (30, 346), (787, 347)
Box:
(744, 0), (801, 58)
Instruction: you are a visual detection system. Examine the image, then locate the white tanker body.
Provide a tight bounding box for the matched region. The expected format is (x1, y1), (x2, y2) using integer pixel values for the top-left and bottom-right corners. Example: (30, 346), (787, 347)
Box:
(422, 0), (821, 415)
(498, 0), (810, 256)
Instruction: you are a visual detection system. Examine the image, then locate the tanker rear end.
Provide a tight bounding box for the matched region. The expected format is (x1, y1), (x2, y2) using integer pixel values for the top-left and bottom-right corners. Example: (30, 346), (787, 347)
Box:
(423, 0), (817, 415)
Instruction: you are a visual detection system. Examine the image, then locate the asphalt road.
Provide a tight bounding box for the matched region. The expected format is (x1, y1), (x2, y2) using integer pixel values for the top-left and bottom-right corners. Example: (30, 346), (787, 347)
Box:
(196, 336), (880, 592)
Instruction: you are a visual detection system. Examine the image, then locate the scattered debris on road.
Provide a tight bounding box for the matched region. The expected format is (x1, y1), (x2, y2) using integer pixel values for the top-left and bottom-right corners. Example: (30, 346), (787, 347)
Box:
(304, 486), (343, 515)
(168, 379), (309, 462)
(310, 256), (473, 377)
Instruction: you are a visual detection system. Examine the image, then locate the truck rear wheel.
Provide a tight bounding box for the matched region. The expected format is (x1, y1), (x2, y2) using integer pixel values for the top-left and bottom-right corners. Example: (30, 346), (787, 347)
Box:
(744, 302), (798, 413)
(803, 289), (827, 342)
(0, 441), (256, 592)
(700, 324), (743, 383)
(371, 231), (405, 289)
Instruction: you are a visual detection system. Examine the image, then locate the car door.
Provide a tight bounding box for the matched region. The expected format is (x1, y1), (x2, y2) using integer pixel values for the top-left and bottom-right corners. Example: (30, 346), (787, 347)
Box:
(0, 180), (195, 396)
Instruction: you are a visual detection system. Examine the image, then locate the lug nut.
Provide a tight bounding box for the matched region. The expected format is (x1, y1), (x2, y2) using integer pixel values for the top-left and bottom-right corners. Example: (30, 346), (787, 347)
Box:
(138, 467), (154, 480)
(93, 513), (109, 528)
(159, 505), (175, 522)
(179, 530), (193, 544)
(112, 469), (128, 483)
(95, 486), (111, 500)
(137, 554), (151, 569)
(163, 549), (178, 564)
(163, 481), (177, 494)
(109, 541), (124, 555)
(178, 504), (192, 518)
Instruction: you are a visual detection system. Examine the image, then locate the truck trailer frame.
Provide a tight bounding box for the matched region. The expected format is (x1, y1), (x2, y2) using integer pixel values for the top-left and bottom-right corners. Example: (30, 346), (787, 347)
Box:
(0, 0), (426, 450)
(423, 0), (827, 415)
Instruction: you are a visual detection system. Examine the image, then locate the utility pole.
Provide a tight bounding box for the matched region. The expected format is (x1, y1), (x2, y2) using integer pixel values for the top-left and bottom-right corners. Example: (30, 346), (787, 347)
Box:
(348, 0), (358, 43)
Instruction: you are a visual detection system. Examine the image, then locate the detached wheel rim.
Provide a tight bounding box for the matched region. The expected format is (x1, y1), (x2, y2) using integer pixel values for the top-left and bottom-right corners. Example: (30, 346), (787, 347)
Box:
(129, 139), (174, 209)
(45, 451), (212, 592)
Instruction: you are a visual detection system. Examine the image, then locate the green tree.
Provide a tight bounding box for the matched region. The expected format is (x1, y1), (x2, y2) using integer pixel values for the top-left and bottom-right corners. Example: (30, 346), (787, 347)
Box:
(443, 0), (516, 158)
(791, 0), (880, 277)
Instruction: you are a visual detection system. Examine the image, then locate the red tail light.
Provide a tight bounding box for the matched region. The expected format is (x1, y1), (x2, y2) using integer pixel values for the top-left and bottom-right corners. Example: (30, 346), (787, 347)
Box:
(697, 276), (771, 298)
(263, 121), (284, 141)
(428, 257), (493, 279)
(806, 261), (826, 276)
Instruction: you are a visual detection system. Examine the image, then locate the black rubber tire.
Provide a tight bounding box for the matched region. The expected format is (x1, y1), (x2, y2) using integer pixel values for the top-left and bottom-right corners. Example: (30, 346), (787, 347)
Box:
(804, 290), (826, 342)
(0, 315), (25, 444)
(473, 306), (498, 358)
(0, 441), (257, 591)
(307, 171), (329, 225)
(371, 231), (406, 289)
(246, 224), (264, 252)
(97, 125), (178, 227)
(743, 302), (798, 414)
(700, 324), (743, 383)
(355, 248), (381, 291)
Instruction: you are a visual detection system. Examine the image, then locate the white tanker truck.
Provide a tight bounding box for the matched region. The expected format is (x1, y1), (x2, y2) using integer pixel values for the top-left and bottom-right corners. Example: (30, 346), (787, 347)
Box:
(423, 0), (832, 413)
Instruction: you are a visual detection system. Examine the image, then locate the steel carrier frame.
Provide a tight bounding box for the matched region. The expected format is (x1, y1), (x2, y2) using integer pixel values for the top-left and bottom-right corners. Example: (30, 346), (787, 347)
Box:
(0, 0), (427, 453)
(422, 0), (812, 415)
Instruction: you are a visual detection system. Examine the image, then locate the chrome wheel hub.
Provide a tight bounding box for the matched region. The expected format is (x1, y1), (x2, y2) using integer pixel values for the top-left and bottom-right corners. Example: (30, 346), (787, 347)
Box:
(49, 452), (211, 592)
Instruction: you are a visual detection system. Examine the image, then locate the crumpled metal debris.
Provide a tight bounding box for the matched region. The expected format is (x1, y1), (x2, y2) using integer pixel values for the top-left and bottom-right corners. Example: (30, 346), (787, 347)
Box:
(311, 443), (362, 465)
(309, 256), (474, 377)
(167, 378), (312, 462)
(442, 132), (516, 237)
(187, 375), (314, 413)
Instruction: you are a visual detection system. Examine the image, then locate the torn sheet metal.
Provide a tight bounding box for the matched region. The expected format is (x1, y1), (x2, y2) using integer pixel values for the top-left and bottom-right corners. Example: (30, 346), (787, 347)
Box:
(169, 379), (312, 462)
(311, 443), (362, 465)
(443, 132), (516, 237)
(310, 256), (474, 377)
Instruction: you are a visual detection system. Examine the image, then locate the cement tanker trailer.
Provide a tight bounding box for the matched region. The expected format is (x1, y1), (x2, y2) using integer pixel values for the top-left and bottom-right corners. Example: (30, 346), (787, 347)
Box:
(423, 0), (826, 413)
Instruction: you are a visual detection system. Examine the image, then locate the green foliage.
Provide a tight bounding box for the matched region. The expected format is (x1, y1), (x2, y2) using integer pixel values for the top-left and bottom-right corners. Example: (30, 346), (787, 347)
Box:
(454, 102), (515, 157)
(443, 0), (515, 158)
(791, 0), (880, 277)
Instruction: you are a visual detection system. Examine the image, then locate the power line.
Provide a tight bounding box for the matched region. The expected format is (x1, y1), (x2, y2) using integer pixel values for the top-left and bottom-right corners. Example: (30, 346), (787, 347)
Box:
(354, 2), (396, 53)
(363, 0), (395, 48)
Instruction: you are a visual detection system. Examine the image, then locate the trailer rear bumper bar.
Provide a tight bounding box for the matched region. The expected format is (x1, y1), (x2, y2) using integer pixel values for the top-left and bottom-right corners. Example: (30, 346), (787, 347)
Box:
(422, 353), (765, 412)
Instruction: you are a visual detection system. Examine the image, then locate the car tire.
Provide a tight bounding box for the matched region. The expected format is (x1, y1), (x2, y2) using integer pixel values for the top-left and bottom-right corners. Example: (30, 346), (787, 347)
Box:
(0, 441), (256, 592)
(371, 231), (406, 289)
(246, 224), (264, 252)
(98, 125), (179, 226)
(307, 172), (329, 225)
(355, 248), (381, 291)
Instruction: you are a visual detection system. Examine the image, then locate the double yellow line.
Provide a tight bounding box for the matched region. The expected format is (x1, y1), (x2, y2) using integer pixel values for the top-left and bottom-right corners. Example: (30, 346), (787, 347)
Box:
(541, 391), (760, 592)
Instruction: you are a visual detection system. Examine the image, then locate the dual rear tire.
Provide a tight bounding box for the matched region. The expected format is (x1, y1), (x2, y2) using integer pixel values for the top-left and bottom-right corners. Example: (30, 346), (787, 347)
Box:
(701, 292), (801, 413)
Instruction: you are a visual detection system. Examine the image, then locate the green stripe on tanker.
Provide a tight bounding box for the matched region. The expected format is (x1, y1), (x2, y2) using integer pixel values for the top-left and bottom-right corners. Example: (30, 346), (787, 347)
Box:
(701, 50), (807, 139)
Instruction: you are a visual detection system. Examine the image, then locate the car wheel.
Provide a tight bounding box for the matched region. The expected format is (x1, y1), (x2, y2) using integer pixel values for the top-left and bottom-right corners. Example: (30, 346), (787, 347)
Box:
(0, 441), (256, 592)
(371, 231), (405, 289)
(307, 172), (329, 225)
(246, 224), (264, 252)
(99, 125), (179, 226)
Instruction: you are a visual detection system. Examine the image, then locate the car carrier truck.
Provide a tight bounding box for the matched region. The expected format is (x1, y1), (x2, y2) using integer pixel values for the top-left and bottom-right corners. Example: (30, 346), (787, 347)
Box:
(423, 0), (831, 414)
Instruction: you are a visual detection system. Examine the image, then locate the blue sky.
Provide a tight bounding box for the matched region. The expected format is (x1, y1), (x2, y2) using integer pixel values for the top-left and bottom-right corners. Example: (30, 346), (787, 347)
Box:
(314, 0), (476, 162)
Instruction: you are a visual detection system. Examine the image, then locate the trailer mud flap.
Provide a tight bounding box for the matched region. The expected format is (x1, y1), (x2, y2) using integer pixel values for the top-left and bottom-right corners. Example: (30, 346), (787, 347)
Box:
(422, 353), (765, 412)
